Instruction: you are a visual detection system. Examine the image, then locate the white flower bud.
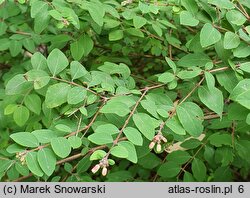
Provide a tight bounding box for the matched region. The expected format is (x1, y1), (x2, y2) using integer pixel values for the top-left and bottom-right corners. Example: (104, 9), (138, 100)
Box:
(20, 156), (25, 162)
(156, 143), (162, 152)
(121, 0), (133, 6)
(16, 153), (19, 159)
(149, 141), (156, 149)
(91, 164), (100, 174)
(161, 136), (167, 143)
(102, 167), (108, 176)
(121, 1), (127, 6)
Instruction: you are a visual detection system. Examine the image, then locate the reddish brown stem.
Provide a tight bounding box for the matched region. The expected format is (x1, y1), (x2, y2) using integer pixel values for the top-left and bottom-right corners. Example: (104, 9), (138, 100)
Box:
(104, 88), (149, 159)
(177, 141), (207, 181)
(168, 29), (173, 60)
(51, 77), (105, 99)
(12, 138), (128, 182)
(179, 77), (205, 106)
(231, 121), (236, 149)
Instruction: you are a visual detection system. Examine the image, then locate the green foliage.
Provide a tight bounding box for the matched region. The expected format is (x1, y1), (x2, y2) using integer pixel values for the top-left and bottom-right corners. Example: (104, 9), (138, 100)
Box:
(133, 113), (159, 140)
(37, 148), (56, 176)
(0, 0), (250, 182)
(47, 49), (69, 76)
(10, 132), (39, 148)
(176, 102), (204, 137)
(51, 137), (71, 158)
(200, 23), (221, 48)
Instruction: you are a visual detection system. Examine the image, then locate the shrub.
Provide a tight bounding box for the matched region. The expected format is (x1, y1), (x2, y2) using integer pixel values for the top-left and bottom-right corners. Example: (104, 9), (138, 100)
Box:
(0, 0), (250, 182)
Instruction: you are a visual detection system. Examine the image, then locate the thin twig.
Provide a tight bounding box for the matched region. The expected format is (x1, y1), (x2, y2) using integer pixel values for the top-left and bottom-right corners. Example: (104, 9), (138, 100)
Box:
(238, 3), (249, 19)
(61, 136), (128, 182)
(152, 134), (206, 181)
(0, 156), (10, 160)
(213, 24), (230, 32)
(81, 98), (108, 137)
(26, 99), (107, 154)
(104, 88), (149, 159)
(131, 74), (161, 85)
(141, 28), (188, 53)
(203, 113), (226, 120)
(214, 24), (250, 44)
(11, 30), (31, 36)
(51, 77), (106, 99)
(139, 83), (165, 92)
(12, 145), (106, 182)
(76, 115), (82, 136)
(13, 137), (128, 182)
(231, 121), (236, 149)
(208, 66), (231, 73)
(152, 153), (168, 182)
(177, 141), (207, 180)
(236, 3), (250, 20)
(185, 26), (196, 33)
(169, 29), (173, 60)
(155, 99), (179, 136)
(153, 2), (176, 6)
(179, 77), (205, 106)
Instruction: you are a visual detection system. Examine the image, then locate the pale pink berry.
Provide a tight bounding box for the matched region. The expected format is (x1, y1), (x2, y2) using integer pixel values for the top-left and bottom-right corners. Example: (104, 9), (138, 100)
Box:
(156, 143), (162, 152)
(91, 164), (100, 174)
(102, 167), (108, 176)
(149, 141), (156, 149)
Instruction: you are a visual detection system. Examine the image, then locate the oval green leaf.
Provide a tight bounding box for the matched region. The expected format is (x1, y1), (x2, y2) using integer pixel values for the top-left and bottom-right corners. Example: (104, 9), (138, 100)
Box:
(10, 132), (39, 148)
(51, 137), (72, 158)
